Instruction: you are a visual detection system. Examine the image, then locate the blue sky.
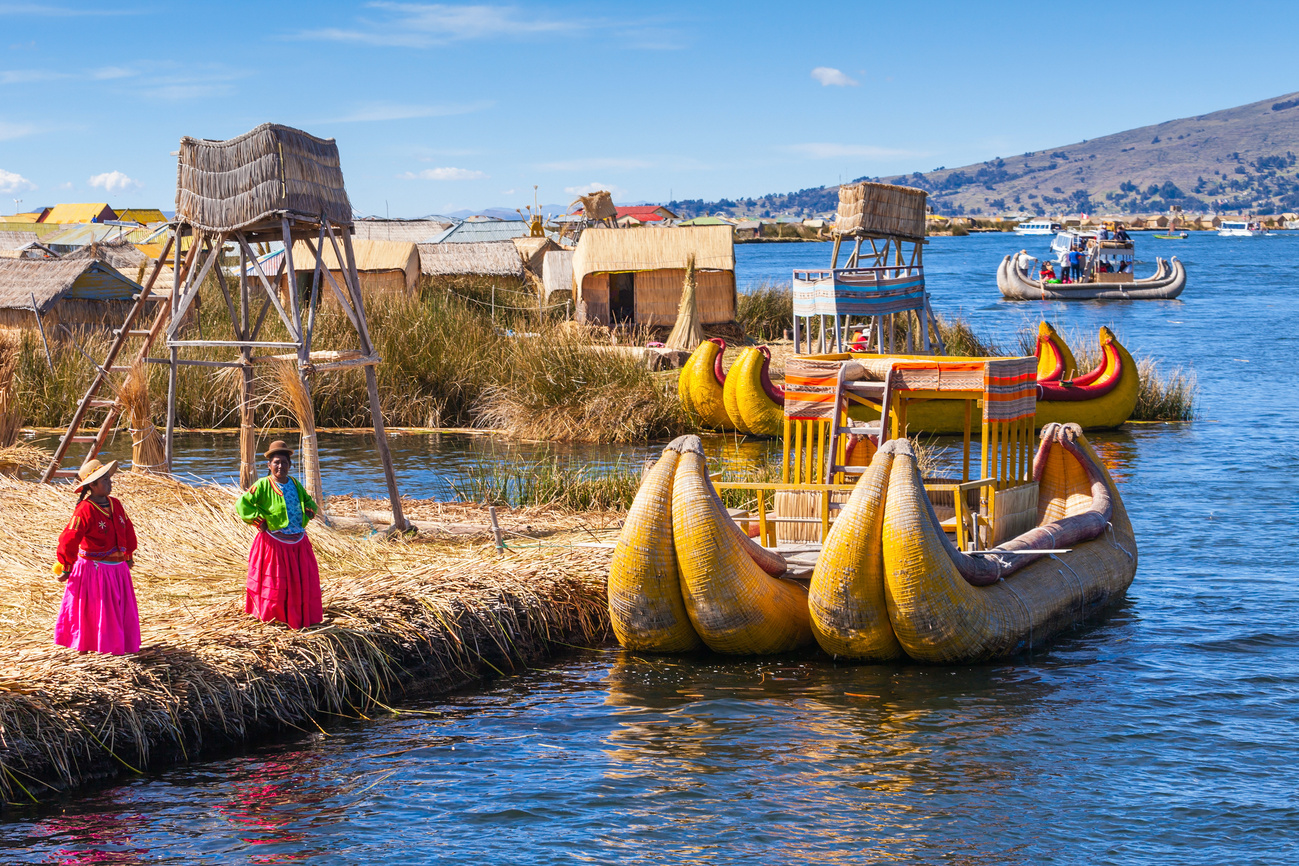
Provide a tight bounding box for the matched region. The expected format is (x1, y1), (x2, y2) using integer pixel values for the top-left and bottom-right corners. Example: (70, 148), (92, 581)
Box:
(1, 1), (1295, 217)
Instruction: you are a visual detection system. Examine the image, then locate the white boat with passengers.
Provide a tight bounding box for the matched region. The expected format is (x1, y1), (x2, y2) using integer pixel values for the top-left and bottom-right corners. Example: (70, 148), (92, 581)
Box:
(1014, 219), (1062, 236)
(1218, 219), (1263, 237)
(998, 223), (1186, 300)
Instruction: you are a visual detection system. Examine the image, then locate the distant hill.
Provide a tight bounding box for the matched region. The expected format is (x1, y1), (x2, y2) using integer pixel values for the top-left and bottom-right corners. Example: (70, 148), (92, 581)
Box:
(669, 91), (1299, 219)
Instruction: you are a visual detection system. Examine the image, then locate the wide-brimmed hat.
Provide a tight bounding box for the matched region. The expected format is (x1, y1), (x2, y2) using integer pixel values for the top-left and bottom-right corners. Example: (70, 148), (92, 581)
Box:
(263, 440), (294, 459)
(74, 458), (118, 491)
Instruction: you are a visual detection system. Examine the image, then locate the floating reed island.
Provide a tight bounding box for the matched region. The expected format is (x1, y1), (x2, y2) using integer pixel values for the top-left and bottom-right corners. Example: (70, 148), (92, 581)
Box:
(0, 471), (614, 806)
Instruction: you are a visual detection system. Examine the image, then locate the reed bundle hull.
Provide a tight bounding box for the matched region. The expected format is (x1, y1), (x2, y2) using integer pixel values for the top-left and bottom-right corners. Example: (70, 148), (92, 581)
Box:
(672, 438), (813, 654)
(881, 427), (1137, 663)
(607, 437), (703, 652)
(997, 254), (1186, 300)
(808, 441), (904, 660)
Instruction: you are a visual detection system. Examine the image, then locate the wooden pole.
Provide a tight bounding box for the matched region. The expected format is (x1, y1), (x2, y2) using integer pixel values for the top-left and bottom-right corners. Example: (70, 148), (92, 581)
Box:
(340, 228), (408, 532)
(238, 240), (256, 489)
(282, 218), (325, 510)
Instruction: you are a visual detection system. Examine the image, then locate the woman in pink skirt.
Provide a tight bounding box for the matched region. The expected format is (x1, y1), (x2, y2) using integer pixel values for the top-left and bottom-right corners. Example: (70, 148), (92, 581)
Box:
(235, 441), (323, 629)
(54, 459), (141, 655)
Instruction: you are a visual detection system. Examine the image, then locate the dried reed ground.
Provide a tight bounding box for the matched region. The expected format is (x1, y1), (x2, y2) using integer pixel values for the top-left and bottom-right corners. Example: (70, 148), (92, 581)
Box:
(0, 472), (613, 806)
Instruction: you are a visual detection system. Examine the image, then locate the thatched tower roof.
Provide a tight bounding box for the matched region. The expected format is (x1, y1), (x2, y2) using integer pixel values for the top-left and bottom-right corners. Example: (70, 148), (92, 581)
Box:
(416, 241), (525, 278)
(175, 123), (353, 232)
(0, 259), (141, 313)
(834, 181), (928, 240)
(571, 190), (617, 221)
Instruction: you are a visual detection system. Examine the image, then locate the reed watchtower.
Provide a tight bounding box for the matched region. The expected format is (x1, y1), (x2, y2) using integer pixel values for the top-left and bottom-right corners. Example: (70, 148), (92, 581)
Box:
(40, 123), (408, 529)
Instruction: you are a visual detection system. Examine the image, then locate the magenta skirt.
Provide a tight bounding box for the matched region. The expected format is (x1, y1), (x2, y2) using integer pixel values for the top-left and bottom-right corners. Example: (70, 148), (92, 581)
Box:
(54, 558), (141, 655)
(246, 531), (323, 629)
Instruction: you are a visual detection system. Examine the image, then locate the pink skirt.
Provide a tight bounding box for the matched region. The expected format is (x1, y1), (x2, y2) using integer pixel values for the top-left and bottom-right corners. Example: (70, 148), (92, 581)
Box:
(54, 558), (141, 655)
(246, 531), (323, 629)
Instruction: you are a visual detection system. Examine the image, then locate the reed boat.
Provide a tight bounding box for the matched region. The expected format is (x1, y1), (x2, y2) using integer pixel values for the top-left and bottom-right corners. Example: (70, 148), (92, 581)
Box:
(881, 424), (1136, 663)
(998, 251), (1186, 300)
(607, 433), (811, 655)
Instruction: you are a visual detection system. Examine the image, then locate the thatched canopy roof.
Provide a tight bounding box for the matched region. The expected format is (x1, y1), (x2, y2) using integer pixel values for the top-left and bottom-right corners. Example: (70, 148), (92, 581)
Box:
(835, 181), (927, 240)
(571, 226), (733, 292)
(0, 259), (141, 313)
(176, 123), (353, 233)
(416, 241), (525, 277)
(512, 236), (561, 273)
(0, 231), (37, 251)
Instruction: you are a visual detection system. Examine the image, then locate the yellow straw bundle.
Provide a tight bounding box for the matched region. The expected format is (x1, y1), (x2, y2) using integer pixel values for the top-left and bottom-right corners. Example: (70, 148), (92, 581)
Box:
(664, 254), (703, 352)
(117, 362), (168, 475)
(269, 360), (325, 507)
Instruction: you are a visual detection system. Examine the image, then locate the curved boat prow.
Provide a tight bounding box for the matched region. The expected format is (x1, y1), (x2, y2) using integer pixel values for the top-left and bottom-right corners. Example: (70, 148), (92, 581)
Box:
(730, 345), (786, 438)
(882, 424), (1137, 663)
(1035, 326), (1139, 428)
(809, 440), (905, 660)
(1036, 321), (1078, 381)
(672, 435), (812, 654)
(607, 436), (703, 652)
(679, 339), (735, 429)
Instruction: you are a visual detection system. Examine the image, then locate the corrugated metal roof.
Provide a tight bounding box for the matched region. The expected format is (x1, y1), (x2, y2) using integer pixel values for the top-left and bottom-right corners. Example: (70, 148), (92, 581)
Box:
(352, 219), (453, 243)
(115, 208), (168, 224)
(41, 223), (149, 251)
(45, 203), (115, 224)
(615, 206), (677, 222)
(427, 220), (530, 244)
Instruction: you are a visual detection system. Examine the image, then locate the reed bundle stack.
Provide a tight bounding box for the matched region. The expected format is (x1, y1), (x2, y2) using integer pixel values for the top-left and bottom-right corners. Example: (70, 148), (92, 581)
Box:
(116, 362), (168, 475)
(664, 255), (703, 352)
(834, 181), (928, 240)
(0, 472), (612, 803)
(0, 332), (20, 448)
(269, 360), (325, 507)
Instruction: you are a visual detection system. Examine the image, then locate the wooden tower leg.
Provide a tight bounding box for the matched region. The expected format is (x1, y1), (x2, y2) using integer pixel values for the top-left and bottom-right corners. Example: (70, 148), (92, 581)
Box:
(281, 220), (326, 510)
(340, 228), (408, 532)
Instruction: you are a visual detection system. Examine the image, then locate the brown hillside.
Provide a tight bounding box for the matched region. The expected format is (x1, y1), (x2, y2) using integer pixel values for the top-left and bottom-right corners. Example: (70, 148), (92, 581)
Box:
(893, 91), (1299, 216)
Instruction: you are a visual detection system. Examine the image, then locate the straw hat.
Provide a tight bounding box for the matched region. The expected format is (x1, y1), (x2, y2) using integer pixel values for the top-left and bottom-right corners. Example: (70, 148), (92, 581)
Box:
(263, 440), (294, 459)
(74, 458), (118, 491)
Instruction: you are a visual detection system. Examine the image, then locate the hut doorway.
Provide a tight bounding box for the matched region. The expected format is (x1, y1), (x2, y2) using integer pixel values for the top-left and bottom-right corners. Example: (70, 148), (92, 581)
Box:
(610, 272), (635, 322)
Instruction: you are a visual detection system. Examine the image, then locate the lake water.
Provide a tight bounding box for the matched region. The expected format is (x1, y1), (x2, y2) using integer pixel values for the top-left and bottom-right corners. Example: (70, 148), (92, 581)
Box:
(5, 233), (1299, 863)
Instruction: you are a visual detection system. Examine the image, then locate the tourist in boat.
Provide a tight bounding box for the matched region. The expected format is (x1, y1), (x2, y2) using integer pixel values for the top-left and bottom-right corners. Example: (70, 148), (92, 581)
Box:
(236, 441), (323, 629)
(53, 459), (140, 655)
(1067, 248), (1082, 281)
(1039, 261), (1056, 281)
(1115, 224), (1130, 242)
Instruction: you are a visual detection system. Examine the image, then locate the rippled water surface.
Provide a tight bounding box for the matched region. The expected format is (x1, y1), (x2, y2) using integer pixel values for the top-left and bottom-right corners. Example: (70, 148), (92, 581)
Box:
(4, 233), (1299, 863)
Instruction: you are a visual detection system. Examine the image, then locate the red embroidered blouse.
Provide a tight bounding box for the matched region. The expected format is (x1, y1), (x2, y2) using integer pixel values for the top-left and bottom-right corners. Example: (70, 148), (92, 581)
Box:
(56, 497), (138, 569)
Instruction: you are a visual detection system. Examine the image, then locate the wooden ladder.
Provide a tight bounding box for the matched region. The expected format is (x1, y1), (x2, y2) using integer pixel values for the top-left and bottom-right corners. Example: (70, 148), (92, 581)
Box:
(823, 361), (895, 484)
(39, 235), (186, 483)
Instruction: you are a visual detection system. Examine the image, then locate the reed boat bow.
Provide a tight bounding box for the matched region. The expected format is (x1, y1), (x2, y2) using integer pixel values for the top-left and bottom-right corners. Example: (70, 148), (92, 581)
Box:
(882, 424), (1137, 663)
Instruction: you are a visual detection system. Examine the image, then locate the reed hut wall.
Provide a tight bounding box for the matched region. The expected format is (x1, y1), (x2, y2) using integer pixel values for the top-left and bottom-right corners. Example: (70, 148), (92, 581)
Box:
(541, 249), (574, 301)
(571, 226), (736, 326)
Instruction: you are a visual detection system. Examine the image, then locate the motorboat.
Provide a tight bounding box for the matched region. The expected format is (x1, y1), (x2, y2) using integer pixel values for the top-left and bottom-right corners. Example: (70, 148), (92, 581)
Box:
(1014, 219), (1062, 236)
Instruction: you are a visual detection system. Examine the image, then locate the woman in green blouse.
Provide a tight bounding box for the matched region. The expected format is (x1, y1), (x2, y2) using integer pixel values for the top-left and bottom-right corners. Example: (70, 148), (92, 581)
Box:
(235, 441), (322, 628)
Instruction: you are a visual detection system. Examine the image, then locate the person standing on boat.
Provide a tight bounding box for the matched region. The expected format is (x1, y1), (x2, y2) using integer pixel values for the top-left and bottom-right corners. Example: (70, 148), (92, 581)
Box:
(53, 459), (141, 655)
(236, 441), (323, 629)
(1067, 247), (1082, 281)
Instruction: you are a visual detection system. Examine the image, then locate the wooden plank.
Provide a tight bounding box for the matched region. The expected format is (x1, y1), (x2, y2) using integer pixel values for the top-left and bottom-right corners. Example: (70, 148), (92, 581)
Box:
(168, 340), (301, 349)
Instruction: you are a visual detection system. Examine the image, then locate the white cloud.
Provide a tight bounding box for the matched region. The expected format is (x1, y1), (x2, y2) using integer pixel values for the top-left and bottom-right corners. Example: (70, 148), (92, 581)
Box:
(0, 168), (35, 194)
(88, 170), (142, 193)
(811, 67), (858, 87)
(91, 66), (138, 80)
(299, 3), (585, 48)
(564, 181), (626, 199)
(783, 142), (917, 160)
(330, 101), (491, 123)
(501, 188), (516, 195)
(0, 69), (67, 84)
(401, 167), (488, 180)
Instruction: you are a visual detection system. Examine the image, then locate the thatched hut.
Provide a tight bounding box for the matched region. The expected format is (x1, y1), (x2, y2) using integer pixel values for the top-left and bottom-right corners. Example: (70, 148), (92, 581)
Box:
(352, 218), (452, 243)
(0, 258), (144, 332)
(286, 237), (420, 298)
(570, 226), (735, 326)
(61, 239), (176, 295)
(0, 231), (38, 258)
(416, 240), (525, 280)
